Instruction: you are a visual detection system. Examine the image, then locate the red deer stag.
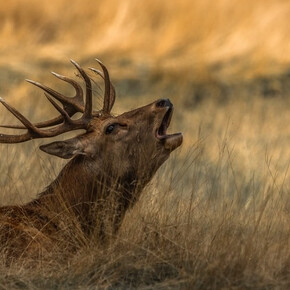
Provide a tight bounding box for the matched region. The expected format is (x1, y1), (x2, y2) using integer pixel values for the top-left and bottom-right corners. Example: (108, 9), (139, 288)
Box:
(0, 59), (182, 262)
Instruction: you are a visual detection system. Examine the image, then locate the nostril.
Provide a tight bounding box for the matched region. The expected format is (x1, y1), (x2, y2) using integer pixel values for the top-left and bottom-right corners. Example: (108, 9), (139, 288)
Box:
(156, 99), (170, 108)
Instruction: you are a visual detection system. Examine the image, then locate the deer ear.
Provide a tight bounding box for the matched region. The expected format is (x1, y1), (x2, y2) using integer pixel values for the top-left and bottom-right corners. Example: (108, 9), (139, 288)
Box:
(39, 139), (86, 159)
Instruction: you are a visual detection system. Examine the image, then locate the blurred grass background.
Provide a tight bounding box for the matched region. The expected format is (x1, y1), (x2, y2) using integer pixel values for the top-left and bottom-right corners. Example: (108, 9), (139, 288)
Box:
(0, 0), (289, 289)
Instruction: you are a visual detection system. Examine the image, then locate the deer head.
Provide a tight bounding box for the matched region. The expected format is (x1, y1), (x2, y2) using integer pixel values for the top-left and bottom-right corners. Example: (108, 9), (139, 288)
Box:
(0, 59), (182, 242)
(0, 59), (182, 181)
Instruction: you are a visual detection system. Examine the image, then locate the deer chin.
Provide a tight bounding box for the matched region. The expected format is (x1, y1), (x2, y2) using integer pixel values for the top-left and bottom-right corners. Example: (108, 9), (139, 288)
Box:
(156, 107), (183, 151)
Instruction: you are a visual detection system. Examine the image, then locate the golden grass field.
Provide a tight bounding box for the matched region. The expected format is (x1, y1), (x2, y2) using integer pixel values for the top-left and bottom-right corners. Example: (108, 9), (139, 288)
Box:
(0, 0), (289, 289)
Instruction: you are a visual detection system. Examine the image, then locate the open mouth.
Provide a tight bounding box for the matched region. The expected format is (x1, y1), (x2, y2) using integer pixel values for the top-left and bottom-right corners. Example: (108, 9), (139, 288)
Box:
(156, 107), (183, 150)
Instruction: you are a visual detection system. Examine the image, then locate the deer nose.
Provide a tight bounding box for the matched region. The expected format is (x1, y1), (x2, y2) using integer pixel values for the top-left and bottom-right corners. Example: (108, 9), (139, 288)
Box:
(156, 99), (172, 108)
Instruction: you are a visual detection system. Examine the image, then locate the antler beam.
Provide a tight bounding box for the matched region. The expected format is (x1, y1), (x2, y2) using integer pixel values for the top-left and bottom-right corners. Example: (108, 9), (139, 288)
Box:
(0, 60), (115, 143)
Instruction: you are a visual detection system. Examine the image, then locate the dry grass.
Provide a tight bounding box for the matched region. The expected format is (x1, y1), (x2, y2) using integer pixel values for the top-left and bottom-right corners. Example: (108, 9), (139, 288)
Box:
(1, 0), (290, 80)
(0, 0), (289, 289)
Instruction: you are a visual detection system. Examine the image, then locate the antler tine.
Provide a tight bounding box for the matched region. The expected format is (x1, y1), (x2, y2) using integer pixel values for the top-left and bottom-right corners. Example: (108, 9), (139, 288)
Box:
(0, 114), (69, 130)
(0, 97), (43, 143)
(0, 98), (39, 133)
(22, 73), (85, 129)
(70, 60), (92, 120)
(26, 75), (84, 114)
(50, 71), (84, 111)
(2, 74), (85, 130)
(94, 59), (115, 114)
(44, 93), (71, 122)
(6, 68), (87, 130)
(89, 66), (116, 114)
(0, 96), (88, 143)
(0, 124), (31, 129)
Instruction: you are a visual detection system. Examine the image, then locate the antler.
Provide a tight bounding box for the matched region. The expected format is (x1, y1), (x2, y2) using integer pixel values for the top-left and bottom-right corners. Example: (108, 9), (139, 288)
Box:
(90, 58), (115, 114)
(0, 59), (116, 143)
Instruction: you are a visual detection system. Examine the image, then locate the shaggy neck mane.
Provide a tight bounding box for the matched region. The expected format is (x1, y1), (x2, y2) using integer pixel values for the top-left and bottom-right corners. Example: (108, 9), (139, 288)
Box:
(29, 155), (148, 238)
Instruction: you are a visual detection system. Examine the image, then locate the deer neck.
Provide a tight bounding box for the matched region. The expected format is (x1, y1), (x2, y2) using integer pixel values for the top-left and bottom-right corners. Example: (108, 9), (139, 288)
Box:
(32, 155), (149, 236)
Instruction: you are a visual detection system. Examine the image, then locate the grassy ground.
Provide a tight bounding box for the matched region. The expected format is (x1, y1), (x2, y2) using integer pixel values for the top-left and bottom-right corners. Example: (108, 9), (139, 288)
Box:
(0, 0), (289, 289)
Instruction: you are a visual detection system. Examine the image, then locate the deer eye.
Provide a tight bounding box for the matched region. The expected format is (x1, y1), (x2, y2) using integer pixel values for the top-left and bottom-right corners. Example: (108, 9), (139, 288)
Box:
(105, 124), (116, 134)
